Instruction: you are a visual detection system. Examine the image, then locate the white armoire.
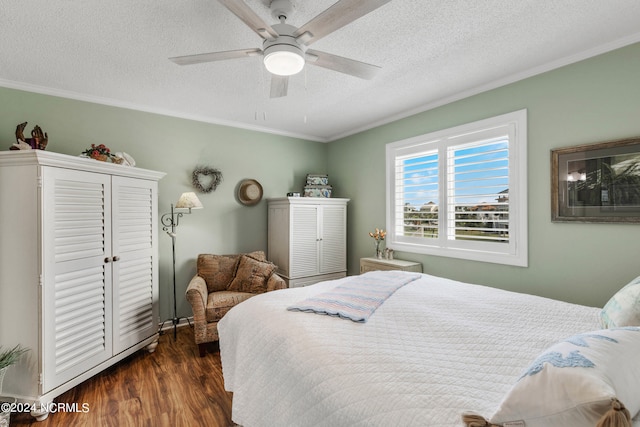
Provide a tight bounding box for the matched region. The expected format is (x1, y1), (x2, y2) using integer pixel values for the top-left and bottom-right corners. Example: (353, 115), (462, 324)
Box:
(268, 197), (349, 287)
(0, 151), (164, 419)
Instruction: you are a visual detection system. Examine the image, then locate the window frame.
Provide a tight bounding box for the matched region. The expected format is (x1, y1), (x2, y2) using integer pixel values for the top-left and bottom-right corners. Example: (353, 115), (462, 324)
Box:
(385, 109), (528, 267)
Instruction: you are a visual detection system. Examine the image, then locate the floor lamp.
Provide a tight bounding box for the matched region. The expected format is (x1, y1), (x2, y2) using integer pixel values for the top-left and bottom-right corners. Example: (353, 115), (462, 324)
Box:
(159, 192), (203, 340)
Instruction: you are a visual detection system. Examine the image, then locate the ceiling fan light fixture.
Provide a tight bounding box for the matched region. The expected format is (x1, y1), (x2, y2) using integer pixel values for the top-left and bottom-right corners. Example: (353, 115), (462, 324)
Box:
(263, 44), (305, 76)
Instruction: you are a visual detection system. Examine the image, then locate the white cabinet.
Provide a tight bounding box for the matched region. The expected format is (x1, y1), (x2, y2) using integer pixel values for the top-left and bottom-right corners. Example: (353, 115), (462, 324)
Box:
(0, 151), (164, 419)
(268, 198), (349, 287)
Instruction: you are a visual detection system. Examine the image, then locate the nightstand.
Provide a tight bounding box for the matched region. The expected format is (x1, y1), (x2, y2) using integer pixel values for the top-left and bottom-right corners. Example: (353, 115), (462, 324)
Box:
(360, 257), (422, 274)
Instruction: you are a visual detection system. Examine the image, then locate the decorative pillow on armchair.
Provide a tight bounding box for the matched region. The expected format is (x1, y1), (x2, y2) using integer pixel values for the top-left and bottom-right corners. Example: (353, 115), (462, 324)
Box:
(601, 275), (640, 328)
(197, 254), (240, 292)
(228, 254), (276, 294)
(463, 327), (640, 427)
(244, 250), (267, 262)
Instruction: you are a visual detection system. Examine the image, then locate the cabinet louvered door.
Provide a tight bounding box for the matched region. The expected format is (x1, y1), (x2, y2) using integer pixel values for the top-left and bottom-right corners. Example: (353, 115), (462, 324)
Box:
(319, 205), (347, 274)
(111, 177), (158, 354)
(41, 167), (113, 392)
(289, 205), (320, 278)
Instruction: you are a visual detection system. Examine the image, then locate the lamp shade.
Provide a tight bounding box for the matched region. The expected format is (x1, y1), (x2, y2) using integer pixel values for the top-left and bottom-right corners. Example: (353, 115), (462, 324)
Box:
(175, 192), (203, 210)
(263, 44), (305, 76)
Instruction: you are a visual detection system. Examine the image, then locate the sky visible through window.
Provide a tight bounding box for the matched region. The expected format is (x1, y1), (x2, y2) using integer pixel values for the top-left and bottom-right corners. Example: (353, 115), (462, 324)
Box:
(402, 138), (509, 209)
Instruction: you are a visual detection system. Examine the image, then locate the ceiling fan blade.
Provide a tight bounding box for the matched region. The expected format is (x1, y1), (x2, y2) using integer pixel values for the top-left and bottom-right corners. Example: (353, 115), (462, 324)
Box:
(293, 0), (391, 46)
(270, 75), (289, 98)
(306, 49), (380, 80)
(217, 0), (279, 40)
(170, 48), (262, 66)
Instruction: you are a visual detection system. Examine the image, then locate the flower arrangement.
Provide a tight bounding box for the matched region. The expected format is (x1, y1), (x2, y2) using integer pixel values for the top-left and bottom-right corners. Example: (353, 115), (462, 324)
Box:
(369, 228), (387, 258)
(82, 143), (114, 161)
(369, 228), (386, 241)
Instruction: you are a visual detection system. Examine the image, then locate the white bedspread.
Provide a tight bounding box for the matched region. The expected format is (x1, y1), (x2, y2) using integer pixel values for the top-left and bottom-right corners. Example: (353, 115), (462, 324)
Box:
(219, 272), (611, 427)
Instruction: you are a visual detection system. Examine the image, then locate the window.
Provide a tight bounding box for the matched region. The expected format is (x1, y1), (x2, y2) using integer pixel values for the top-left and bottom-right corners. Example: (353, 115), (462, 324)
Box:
(385, 109), (527, 266)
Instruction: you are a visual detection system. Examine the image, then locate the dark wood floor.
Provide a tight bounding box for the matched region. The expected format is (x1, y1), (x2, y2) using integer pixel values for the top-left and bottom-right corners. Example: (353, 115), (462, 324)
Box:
(11, 326), (234, 427)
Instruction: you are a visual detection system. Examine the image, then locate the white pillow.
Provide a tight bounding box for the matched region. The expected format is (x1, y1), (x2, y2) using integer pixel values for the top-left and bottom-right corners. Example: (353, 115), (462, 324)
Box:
(601, 276), (640, 328)
(465, 327), (640, 427)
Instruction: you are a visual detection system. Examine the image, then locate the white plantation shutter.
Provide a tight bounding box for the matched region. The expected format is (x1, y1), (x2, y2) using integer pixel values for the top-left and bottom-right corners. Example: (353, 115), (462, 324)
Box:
(386, 110), (528, 267)
(448, 136), (509, 244)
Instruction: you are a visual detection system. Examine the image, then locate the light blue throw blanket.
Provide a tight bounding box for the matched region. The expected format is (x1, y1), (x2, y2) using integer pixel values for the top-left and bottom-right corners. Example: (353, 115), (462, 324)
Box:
(287, 271), (421, 322)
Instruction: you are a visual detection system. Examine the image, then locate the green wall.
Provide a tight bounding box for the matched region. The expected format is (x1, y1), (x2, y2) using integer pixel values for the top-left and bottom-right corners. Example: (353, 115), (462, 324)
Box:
(0, 88), (326, 322)
(328, 42), (640, 307)
(2, 42), (639, 320)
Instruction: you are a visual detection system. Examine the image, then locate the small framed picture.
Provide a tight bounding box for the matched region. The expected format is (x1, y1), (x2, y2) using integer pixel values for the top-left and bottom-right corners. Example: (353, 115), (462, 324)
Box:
(551, 137), (640, 223)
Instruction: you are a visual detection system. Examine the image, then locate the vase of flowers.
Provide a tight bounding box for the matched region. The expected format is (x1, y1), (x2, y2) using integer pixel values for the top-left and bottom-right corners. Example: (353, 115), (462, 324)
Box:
(82, 143), (114, 162)
(0, 345), (28, 395)
(369, 228), (386, 259)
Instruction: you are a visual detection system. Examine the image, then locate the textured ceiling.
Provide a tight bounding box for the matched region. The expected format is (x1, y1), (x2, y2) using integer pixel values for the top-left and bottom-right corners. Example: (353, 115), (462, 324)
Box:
(1, 0), (640, 142)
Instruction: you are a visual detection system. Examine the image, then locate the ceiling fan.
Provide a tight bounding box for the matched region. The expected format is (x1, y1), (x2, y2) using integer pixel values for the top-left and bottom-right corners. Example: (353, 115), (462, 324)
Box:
(169, 0), (391, 98)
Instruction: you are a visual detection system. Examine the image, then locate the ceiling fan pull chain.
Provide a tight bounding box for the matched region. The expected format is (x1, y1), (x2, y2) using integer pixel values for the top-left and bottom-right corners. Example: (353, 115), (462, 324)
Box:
(304, 66), (308, 124)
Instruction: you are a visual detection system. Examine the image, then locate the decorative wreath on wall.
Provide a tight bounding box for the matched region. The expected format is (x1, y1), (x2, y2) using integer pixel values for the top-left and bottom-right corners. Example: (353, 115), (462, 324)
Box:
(191, 166), (223, 193)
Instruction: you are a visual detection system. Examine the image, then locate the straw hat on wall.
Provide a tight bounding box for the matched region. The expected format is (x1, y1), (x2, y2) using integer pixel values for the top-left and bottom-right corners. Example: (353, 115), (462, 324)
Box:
(237, 179), (263, 206)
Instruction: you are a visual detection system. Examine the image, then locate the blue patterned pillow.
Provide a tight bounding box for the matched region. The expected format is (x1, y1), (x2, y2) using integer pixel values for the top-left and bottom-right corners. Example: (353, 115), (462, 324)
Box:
(601, 276), (640, 328)
(464, 327), (640, 427)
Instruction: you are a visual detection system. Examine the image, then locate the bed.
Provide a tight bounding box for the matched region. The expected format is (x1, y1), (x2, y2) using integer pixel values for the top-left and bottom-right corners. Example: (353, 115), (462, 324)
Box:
(218, 271), (640, 427)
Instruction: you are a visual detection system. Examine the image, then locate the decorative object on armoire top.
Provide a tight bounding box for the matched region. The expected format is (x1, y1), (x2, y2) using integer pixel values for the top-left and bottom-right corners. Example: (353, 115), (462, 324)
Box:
(160, 192), (204, 340)
(303, 173), (332, 197)
(191, 165), (223, 193)
(237, 179), (263, 205)
(306, 174), (329, 186)
(11, 122), (48, 150)
(81, 143), (115, 162)
(114, 152), (136, 167)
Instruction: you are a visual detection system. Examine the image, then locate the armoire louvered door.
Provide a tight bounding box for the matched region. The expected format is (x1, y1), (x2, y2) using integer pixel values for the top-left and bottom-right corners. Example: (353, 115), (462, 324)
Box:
(289, 205), (320, 279)
(111, 176), (159, 354)
(318, 204), (347, 275)
(41, 167), (113, 392)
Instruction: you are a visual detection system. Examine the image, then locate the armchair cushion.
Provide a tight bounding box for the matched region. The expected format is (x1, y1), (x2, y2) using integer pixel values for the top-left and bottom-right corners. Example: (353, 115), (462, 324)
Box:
(206, 291), (255, 323)
(228, 254), (277, 294)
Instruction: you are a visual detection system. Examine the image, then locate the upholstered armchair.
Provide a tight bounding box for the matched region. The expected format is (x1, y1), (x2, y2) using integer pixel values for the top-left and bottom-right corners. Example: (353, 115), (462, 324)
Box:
(185, 251), (286, 356)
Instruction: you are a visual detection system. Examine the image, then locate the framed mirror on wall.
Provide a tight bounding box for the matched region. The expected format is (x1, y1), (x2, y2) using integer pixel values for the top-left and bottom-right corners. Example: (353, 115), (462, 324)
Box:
(552, 137), (640, 223)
